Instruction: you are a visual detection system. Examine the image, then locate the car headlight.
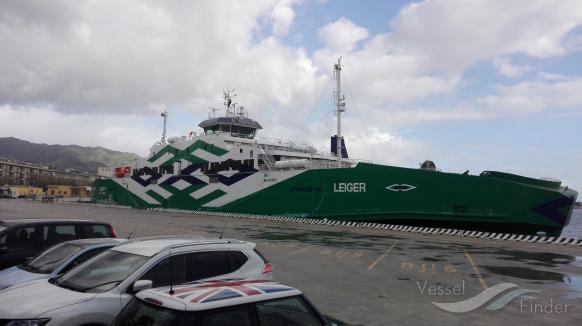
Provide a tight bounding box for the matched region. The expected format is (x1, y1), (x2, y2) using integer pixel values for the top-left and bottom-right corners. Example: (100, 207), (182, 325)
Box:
(6, 319), (51, 326)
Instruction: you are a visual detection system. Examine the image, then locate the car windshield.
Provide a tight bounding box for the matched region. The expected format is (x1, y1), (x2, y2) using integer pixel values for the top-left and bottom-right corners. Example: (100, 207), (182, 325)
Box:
(115, 299), (181, 326)
(21, 242), (84, 274)
(57, 250), (149, 293)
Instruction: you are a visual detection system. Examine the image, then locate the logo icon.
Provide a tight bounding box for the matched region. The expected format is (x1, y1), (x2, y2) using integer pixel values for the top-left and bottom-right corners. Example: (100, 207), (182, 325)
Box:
(432, 283), (538, 313)
(386, 184), (416, 192)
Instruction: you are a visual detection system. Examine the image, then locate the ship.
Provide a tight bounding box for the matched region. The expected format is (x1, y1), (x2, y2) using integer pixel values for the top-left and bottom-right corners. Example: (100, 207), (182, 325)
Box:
(93, 59), (578, 237)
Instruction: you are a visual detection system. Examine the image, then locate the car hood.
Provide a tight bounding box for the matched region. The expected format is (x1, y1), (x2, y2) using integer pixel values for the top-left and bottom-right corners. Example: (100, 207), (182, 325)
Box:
(0, 266), (49, 290)
(0, 280), (96, 318)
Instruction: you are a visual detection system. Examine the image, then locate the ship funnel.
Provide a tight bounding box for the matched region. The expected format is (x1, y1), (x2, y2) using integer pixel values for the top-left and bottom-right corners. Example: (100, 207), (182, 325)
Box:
(331, 135), (349, 158)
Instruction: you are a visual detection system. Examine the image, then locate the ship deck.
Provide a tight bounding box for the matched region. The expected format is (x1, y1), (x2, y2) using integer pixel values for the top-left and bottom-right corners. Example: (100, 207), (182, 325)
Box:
(1, 199), (580, 325)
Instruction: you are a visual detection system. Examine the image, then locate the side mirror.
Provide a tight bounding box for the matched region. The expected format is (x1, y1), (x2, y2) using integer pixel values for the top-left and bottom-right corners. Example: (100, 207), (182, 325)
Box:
(132, 280), (153, 293)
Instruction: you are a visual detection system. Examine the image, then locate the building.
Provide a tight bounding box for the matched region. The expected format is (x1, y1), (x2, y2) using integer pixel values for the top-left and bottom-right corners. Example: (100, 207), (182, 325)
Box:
(0, 159), (98, 186)
(6, 186), (44, 198)
(46, 185), (72, 197)
(71, 186), (91, 198)
(97, 167), (114, 178)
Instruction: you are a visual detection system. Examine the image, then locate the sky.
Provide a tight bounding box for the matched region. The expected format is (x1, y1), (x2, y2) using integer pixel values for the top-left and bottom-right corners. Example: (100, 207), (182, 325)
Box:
(0, 0), (581, 191)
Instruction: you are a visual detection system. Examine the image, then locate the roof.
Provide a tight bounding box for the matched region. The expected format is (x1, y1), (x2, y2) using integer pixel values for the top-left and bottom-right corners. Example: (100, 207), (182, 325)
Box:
(112, 237), (247, 257)
(0, 219), (107, 226)
(137, 280), (302, 311)
(65, 237), (126, 247)
(198, 116), (263, 130)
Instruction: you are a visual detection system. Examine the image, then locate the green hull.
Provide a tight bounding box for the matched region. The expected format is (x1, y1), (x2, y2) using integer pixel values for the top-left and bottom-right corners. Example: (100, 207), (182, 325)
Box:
(93, 163), (577, 237)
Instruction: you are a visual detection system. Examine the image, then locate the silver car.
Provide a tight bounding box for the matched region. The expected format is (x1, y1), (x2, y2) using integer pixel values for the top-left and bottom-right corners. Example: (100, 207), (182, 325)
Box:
(0, 237), (272, 326)
(0, 238), (126, 291)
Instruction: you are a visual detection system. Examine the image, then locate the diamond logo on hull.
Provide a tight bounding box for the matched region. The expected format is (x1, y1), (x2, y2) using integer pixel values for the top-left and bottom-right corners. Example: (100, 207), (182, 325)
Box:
(386, 184), (416, 192)
(172, 179), (191, 190)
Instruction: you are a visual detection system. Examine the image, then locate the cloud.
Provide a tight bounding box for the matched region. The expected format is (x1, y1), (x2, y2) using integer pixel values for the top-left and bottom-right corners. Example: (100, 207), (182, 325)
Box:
(269, 0), (299, 36)
(317, 17), (369, 52)
(390, 0), (582, 73)
(493, 57), (533, 78)
(0, 0), (313, 114)
(0, 105), (158, 156)
(479, 76), (582, 114)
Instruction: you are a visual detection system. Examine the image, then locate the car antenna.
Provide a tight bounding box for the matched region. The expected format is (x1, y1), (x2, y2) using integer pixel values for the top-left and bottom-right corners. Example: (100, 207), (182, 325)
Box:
(127, 224), (138, 239)
(169, 247), (175, 295)
(219, 221), (228, 239)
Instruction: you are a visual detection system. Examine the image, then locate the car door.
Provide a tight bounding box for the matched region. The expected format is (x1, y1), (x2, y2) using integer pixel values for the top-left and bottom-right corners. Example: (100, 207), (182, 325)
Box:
(124, 253), (190, 309)
(39, 224), (79, 250)
(0, 226), (37, 269)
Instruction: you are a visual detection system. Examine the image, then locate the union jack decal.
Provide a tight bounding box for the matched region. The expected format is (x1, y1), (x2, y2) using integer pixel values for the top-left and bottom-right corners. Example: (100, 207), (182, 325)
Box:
(160, 280), (294, 304)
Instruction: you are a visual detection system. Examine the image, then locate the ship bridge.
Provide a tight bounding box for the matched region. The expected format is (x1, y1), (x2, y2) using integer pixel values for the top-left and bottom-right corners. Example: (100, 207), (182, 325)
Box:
(199, 116), (262, 139)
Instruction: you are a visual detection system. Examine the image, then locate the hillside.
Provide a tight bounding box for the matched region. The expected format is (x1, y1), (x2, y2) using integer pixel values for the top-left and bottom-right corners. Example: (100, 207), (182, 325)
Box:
(0, 137), (141, 173)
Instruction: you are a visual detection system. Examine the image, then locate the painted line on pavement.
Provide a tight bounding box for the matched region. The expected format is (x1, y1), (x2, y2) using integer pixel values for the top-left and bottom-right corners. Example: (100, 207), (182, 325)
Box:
(288, 245), (315, 256)
(368, 240), (400, 270)
(464, 249), (488, 290)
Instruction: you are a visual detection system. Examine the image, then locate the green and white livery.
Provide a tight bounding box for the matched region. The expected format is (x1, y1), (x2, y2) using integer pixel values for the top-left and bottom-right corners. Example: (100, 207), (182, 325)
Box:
(94, 60), (578, 236)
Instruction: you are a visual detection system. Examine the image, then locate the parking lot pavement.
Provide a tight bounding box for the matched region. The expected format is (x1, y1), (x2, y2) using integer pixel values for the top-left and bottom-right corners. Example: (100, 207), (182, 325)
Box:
(1, 200), (581, 325)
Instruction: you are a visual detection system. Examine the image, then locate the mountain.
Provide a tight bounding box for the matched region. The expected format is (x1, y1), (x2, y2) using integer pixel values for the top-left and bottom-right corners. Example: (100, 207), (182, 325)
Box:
(0, 137), (141, 173)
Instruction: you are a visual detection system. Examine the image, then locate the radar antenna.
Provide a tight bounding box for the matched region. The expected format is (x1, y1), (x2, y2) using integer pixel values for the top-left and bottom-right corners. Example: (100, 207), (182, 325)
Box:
(223, 89), (237, 116)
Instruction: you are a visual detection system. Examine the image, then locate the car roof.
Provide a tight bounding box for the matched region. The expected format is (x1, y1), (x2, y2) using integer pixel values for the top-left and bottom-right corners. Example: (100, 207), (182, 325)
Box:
(113, 237), (249, 257)
(0, 219), (108, 226)
(65, 237), (126, 247)
(137, 280), (303, 311)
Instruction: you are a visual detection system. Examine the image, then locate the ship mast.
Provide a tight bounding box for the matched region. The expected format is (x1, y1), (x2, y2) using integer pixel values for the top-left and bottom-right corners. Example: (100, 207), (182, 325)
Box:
(161, 108), (168, 144)
(334, 57), (346, 168)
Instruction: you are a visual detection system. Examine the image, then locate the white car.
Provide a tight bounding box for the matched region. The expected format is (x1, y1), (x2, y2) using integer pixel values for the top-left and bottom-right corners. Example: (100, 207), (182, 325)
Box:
(0, 238), (126, 291)
(0, 237), (272, 326)
(113, 279), (334, 326)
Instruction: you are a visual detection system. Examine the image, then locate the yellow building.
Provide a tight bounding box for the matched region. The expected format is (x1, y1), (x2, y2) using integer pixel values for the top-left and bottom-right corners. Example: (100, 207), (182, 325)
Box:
(46, 185), (72, 198)
(71, 186), (91, 198)
(7, 186), (44, 198)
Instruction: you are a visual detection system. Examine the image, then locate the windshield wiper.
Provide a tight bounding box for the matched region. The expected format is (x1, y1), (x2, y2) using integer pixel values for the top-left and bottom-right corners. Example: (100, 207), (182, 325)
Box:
(81, 280), (122, 292)
(19, 263), (41, 273)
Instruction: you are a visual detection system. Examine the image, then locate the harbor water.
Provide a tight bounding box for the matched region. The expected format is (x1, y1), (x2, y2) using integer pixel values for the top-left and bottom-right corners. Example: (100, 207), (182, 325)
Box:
(562, 209), (582, 238)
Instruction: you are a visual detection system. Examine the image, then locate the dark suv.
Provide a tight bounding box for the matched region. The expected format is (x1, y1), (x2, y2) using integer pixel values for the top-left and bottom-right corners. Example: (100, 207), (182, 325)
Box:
(0, 219), (118, 270)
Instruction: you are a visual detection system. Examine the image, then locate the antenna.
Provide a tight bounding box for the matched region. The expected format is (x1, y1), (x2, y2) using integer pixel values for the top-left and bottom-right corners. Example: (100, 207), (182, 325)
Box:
(161, 107), (168, 144)
(218, 221), (228, 239)
(168, 247), (175, 295)
(334, 57), (346, 168)
(127, 224), (138, 239)
(208, 107), (220, 119)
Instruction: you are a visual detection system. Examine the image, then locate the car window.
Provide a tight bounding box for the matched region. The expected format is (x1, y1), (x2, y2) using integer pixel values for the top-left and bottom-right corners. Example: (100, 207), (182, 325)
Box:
(41, 224), (77, 247)
(199, 304), (256, 326)
(59, 246), (110, 275)
(58, 250), (149, 293)
(188, 251), (231, 282)
(0, 231), (7, 248)
(81, 224), (112, 238)
(139, 254), (188, 288)
(256, 296), (324, 326)
(116, 299), (180, 326)
(1, 226), (36, 251)
(229, 251), (248, 271)
(28, 242), (83, 273)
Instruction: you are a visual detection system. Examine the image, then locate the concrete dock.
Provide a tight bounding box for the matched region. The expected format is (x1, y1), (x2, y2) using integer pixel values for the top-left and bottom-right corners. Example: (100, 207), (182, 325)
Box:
(1, 200), (580, 325)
